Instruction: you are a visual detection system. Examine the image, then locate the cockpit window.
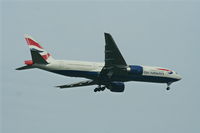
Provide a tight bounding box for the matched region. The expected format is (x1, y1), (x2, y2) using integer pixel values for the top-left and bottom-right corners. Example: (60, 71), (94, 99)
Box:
(168, 71), (173, 74)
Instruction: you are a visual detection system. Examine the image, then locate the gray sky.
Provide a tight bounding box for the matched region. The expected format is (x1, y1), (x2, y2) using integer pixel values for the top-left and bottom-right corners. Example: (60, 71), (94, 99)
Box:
(2, 1), (200, 133)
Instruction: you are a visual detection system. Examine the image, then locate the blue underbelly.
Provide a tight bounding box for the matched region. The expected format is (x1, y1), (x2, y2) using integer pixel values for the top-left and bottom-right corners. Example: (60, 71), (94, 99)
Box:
(49, 70), (176, 83)
(111, 75), (177, 83)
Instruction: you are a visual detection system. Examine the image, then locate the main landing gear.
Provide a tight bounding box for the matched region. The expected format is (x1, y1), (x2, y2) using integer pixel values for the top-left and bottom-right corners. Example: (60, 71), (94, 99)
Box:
(166, 82), (172, 90)
(94, 85), (106, 92)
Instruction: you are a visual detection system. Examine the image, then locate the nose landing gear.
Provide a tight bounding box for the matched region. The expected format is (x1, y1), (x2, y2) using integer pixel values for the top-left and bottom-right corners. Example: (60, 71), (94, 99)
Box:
(166, 87), (170, 90)
(166, 82), (172, 90)
(94, 85), (106, 92)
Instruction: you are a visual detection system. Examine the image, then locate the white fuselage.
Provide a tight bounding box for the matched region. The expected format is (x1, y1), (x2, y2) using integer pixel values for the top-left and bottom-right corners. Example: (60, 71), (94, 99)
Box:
(34, 60), (182, 84)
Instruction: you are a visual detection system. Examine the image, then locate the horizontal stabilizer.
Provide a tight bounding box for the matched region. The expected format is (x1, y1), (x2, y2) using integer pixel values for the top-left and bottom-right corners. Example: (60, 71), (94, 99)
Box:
(16, 65), (34, 70)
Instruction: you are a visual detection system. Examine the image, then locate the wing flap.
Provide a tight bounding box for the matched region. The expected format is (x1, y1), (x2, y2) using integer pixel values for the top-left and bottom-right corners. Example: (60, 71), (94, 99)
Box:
(56, 80), (96, 89)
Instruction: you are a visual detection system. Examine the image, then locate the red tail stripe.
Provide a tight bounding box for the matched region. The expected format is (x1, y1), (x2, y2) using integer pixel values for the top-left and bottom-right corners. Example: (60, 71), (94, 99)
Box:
(42, 53), (50, 60)
(25, 38), (43, 49)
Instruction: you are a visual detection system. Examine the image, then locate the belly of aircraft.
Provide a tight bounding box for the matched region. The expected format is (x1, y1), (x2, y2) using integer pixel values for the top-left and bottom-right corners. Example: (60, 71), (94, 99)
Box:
(111, 74), (177, 83)
(48, 69), (176, 83)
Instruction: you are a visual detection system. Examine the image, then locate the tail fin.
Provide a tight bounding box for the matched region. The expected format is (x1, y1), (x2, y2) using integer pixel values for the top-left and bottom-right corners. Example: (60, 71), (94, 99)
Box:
(24, 34), (54, 64)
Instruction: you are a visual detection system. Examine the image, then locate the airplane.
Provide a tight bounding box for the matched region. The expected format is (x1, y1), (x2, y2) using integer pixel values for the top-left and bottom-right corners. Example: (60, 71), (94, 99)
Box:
(16, 33), (182, 92)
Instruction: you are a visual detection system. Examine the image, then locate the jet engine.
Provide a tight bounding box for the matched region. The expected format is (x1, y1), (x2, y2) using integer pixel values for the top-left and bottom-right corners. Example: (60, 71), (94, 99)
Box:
(107, 82), (125, 92)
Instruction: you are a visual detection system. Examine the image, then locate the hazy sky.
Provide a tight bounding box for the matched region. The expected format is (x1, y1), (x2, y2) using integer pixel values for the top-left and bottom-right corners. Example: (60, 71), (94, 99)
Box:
(2, 0), (200, 133)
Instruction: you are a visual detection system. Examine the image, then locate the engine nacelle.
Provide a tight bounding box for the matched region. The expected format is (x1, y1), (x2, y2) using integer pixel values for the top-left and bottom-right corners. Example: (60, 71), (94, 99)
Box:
(107, 82), (125, 92)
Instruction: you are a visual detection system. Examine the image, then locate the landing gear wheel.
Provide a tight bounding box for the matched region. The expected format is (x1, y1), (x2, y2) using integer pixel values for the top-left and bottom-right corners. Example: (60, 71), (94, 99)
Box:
(94, 88), (98, 92)
(166, 82), (172, 91)
(101, 86), (106, 91)
(94, 85), (106, 92)
(166, 87), (170, 90)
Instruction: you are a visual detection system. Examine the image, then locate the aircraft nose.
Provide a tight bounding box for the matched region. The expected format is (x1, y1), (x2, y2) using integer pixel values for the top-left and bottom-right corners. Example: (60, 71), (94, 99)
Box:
(176, 75), (182, 81)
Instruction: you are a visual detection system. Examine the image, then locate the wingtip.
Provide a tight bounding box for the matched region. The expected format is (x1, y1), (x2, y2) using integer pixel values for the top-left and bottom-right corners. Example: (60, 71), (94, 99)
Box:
(104, 32), (112, 37)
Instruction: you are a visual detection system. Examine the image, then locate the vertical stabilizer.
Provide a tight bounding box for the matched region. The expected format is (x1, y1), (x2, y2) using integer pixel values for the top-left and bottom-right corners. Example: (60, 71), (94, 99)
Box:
(24, 34), (54, 64)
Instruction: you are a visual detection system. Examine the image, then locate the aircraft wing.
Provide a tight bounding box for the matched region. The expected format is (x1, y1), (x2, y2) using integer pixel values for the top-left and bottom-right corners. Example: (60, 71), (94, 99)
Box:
(98, 33), (128, 81)
(104, 33), (127, 67)
(56, 80), (97, 89)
